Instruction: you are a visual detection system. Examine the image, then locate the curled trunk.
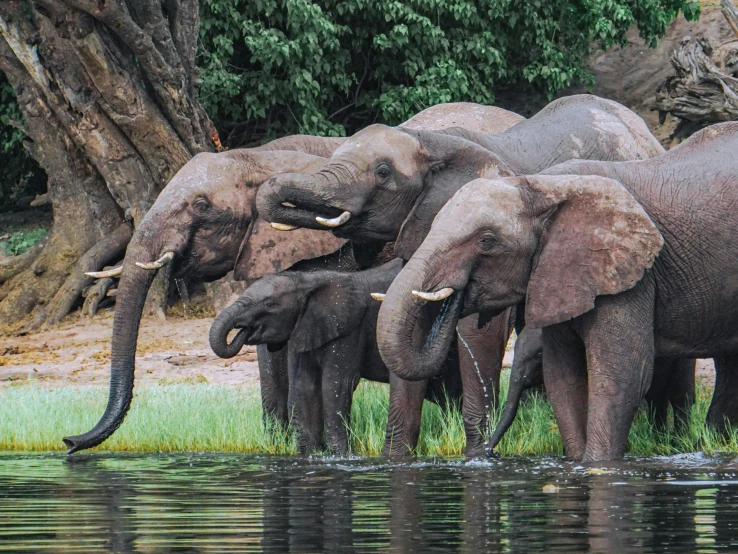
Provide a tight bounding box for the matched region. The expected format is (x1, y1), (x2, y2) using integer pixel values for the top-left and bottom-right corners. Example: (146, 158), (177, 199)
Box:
(209, 303), (248, 359)
(62, 239), (158, 453)
(377, 255), (463, 381)
(256, 173), (344, 231)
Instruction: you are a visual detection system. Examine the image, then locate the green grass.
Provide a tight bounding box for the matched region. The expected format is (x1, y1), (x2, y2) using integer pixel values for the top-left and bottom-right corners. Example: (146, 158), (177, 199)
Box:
(0, 373), (735, 456)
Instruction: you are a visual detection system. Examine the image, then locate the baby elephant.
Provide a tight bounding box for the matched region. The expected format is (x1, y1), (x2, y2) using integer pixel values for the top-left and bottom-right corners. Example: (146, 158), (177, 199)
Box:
(209, 259), (459, 455)
(486, 326), (696, 456)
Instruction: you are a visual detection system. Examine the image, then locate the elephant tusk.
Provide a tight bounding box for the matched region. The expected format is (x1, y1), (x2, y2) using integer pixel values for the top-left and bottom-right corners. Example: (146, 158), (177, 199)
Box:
(411, 287), (454, 302)
(270, 222), (297, 231)
(85, 265), (123, 279)
(281, 201), (297, 208)
(316, 211), (351, 228)
(136, 251), (174, 270)
(370, 293), (385, 302)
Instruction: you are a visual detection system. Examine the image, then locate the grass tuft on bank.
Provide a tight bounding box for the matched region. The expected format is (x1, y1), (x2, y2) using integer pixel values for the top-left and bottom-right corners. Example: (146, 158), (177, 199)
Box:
(0, 375), (734, 456)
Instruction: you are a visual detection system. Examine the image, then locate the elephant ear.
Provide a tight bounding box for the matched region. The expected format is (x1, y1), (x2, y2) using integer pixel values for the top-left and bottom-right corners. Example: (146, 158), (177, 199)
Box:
(523, 175), (663, 328)
(290, 279), (368, 353)
(395, 133), (513, 260)
(234, 217), (346, 282)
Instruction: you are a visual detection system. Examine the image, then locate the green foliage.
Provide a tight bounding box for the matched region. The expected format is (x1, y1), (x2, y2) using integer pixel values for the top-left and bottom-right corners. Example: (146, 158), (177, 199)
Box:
(1, 228), (47, 256)
(198, 0), (700, 144)
(0, 74), (45, 207)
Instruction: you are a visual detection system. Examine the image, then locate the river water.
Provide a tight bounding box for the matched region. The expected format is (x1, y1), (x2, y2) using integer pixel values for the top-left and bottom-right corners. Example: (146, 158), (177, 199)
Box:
(1, 453), (738, 552)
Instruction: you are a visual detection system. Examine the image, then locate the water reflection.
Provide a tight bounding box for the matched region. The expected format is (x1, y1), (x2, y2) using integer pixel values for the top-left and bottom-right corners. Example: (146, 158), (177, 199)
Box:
(0, 454), (737, 552)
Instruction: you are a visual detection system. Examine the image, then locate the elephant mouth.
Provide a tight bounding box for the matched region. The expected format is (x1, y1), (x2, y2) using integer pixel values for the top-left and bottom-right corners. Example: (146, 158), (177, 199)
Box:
(416, 289), (464, 350)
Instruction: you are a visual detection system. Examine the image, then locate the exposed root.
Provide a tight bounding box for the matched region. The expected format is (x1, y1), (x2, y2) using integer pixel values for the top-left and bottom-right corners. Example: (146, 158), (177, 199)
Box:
(82, 276), (116, 317)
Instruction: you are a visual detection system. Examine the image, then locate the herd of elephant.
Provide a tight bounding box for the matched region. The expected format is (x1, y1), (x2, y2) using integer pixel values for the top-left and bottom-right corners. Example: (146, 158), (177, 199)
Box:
(64, 94), (738, 463)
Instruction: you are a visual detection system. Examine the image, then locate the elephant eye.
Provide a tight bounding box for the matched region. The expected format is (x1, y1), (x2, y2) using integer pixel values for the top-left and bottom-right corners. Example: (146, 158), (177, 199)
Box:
(375, 164), (391, 180)
(479, 233), (497, 252)
(193, 197), (211, 214)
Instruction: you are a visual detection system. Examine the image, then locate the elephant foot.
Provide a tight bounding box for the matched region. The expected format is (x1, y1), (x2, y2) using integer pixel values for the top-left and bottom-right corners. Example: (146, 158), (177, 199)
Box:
(381, 441), (414, 458)
(464, 444), (488, 459)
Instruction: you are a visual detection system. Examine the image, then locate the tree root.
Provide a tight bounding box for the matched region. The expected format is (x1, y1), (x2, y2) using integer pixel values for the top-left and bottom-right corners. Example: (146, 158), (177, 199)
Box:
(82, 276), (116, 317)
(0, 239), (45, 289)
(36, 222), (132, 329)
(0, 223), (132, 334)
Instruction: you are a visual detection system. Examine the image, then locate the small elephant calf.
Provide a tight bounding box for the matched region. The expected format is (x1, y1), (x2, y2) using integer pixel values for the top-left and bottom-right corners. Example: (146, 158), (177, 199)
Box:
(209, 259), (459, 455)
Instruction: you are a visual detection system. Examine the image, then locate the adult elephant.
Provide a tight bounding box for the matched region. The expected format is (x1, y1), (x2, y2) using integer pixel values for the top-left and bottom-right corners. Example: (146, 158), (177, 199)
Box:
(376, 122), (738, 461)
(486, 326), (695, 456)
(63, 103), (523, 454)
(63, 149), (346, 454)
(257, 95), (664, 456)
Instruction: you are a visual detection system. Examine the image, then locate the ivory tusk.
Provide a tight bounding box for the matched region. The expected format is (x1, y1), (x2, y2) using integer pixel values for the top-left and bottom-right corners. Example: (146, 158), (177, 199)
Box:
(316, 211), (351, 228)
(281, 201), (297, 208)
(411, 287), (454, 302)
(270, 222), (297, 231)
(85, 266), (123, 279)
(136, 251), (174, 270)
(370, 293), (385, 302)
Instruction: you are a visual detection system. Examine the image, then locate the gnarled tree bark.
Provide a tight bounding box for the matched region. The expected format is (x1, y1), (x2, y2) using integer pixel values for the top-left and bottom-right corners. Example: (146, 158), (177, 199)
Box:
(653, 1), (738, 140)
(0, 0), (216, 332)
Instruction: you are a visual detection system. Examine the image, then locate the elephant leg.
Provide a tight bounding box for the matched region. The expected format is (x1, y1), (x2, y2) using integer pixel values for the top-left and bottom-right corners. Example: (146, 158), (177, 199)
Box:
(668, 358), (695, 432)
(542, 324), (588, 461)
(257, 344), (290, 427)
(456, 310), (513, 458)
(383, 372), (427, 457)
(645, 357), (671, 431)
(578, 285), (655, 462)
(708, 354), (738, 433)
(321, 341), (363, 456)
(288, 352), (325, 455)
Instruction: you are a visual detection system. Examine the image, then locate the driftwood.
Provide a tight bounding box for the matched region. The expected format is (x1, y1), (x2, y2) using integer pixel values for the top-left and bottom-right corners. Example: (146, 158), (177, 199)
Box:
(653, 0), (738, 139)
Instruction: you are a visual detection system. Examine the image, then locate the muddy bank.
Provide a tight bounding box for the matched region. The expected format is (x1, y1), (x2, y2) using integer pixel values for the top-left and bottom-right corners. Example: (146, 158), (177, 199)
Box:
(0, 311), (260, 388)
(0, 308), (714, 390)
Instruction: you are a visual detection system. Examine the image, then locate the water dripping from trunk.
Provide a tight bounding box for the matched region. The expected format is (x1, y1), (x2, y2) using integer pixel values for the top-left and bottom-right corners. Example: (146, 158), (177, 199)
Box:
(457, 328), (491, 450)
(175, 278), (190, 319)
(424, 296), (452, 348)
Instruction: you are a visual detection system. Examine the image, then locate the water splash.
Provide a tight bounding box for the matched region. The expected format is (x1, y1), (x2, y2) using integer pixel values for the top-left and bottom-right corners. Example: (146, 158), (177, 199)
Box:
(175, 278), (190, 320)
(456, 328), (491, 449)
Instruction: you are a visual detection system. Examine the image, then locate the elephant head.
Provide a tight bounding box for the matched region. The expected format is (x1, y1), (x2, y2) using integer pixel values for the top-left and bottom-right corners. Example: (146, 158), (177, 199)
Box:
(63, 149), (345, 454)
(256, 124), (513, 249)
(377, 174), (663, 381)
(209, 267), (376, 358)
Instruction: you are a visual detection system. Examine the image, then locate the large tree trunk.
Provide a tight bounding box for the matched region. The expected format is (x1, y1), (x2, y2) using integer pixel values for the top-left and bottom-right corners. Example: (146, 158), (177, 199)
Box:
(0, 0), (216, 332)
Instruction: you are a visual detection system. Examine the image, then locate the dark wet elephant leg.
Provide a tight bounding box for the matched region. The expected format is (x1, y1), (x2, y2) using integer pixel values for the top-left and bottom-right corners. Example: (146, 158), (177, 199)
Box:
(456, 310), (514, 458)
(383, 372), (428, 457)
(708, 354), (738, 432)
(288, 351), (325, 454)
(320, 335), (364, 455)
(578, 285), (655, 462)
(646, 357), (695, 431)
(542, 323), (588, 460)
(257, 344), (290, 426)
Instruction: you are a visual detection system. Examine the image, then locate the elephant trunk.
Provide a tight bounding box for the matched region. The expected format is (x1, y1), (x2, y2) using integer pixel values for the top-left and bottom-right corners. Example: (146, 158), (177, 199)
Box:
(256, 173), (346, 231)
(209, 302), (249, 359)
(486, 375), (527, 456)
(63, 235), (162, 453)
(377, 252), (464, 381)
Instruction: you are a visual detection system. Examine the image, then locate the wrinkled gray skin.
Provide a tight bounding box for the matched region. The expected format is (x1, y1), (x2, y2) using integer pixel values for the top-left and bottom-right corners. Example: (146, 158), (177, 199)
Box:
(62, 102), (521, 454)
(62, 149), (346, 454)
(486, 327), (696, 456)
(257, 94), (663, 457)
(209, 260), (461, 455)
(378, 122), (738, 461)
